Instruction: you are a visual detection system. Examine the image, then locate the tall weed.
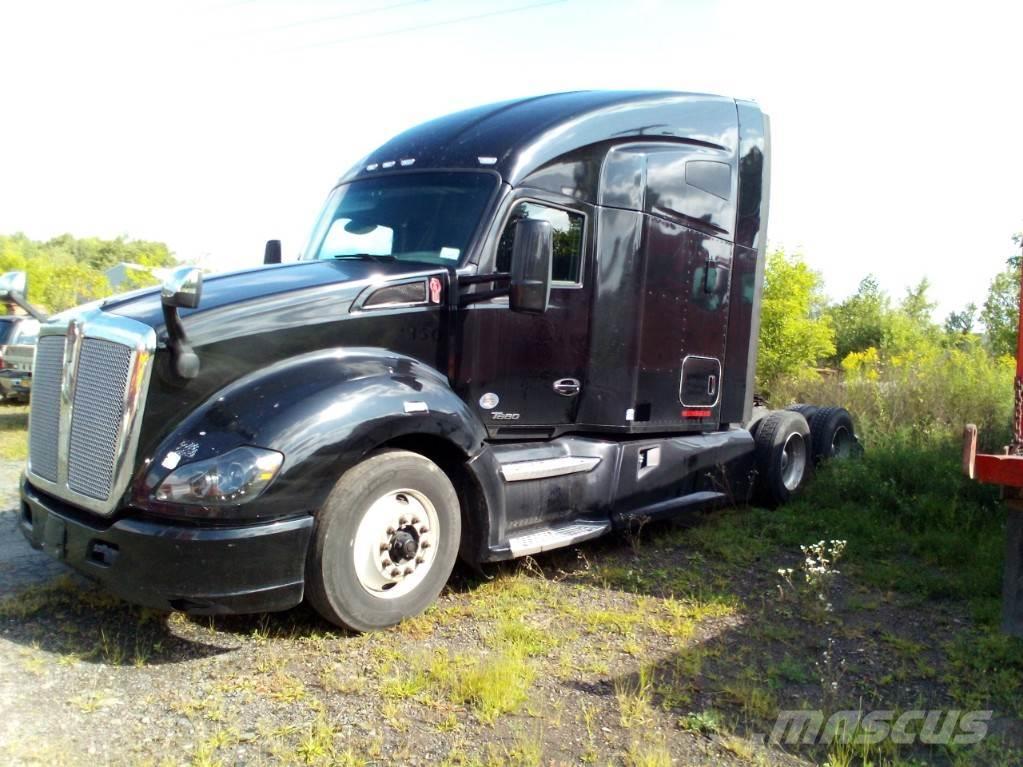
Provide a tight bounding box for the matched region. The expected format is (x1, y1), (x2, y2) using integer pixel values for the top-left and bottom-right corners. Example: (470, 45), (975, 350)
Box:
(772, 338), (1014, 449)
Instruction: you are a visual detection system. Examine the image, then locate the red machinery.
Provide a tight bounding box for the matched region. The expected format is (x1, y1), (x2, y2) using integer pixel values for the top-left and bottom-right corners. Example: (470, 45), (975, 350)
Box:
(963, 262), (1023, 636)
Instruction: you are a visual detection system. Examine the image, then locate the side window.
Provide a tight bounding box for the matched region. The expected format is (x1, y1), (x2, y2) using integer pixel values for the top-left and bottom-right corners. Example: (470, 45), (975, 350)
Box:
(496, 202), (584, 284)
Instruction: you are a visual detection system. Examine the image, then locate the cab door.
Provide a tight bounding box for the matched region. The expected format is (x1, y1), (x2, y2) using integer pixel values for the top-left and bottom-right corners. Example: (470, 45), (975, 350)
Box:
(456, 194), (592, 434)
(632, 145), (736, 430)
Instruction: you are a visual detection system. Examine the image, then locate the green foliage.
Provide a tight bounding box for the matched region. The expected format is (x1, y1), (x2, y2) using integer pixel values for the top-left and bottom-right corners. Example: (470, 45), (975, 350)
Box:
(774, 337), (1014, 443)
(944, 302), (976, 336)
(0, 232), (175, 313)
(765, 245), (1015, 450)
(756, 250), (835, 392)
(829, 275), (889, 361)
(981, 262), (1021, 358)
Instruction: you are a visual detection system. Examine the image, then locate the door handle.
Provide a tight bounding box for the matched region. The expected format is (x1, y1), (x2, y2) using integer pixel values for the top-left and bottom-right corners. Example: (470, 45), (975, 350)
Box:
(553, 378), (581, 397)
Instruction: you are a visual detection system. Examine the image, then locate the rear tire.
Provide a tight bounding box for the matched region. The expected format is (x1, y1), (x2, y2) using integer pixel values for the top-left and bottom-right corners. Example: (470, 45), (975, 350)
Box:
(807, 406), (857, 464)
(306, 449), (461, 632)
(754, 410), (812, 508)
(786, 403), (819, 421)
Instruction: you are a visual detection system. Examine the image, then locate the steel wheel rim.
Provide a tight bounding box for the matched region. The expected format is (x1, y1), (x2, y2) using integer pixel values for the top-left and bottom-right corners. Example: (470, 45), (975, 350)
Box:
(831, 425), (853, 458)
(780, 432), (807, 491)
(353, 488), (439, 600)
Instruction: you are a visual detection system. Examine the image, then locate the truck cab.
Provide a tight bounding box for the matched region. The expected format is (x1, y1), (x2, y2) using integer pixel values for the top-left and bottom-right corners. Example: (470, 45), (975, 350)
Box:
(19, 92), (834, 631)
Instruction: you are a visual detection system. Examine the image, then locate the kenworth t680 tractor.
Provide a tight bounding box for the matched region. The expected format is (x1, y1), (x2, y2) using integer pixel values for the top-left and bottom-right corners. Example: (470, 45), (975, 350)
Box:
(19, 91), (855, 631)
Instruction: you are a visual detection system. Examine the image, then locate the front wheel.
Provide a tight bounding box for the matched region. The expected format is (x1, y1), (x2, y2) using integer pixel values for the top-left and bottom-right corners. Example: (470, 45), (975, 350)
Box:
(306, 449), (461, 632)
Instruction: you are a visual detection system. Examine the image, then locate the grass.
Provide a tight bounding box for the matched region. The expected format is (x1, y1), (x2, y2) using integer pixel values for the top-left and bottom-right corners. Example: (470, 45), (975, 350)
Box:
(444, 651), (535, 723)
(615, 663), (656, 727)
(5, 413), (1023, 764)
(382, 647), (535, 723)
(0, 403), (28, 460)
(623, 738), (673, 767)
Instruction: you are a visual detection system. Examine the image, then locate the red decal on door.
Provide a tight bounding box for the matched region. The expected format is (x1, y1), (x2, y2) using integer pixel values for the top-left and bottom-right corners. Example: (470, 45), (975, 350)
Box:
(429, 277), (442, 304)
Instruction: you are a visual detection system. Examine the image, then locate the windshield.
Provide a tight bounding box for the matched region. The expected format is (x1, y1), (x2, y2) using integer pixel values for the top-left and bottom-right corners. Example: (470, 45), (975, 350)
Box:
(302, 171), (497, 266)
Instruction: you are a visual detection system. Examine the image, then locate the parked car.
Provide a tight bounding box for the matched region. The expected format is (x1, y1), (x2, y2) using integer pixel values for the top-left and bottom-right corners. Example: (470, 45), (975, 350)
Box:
(0, 316), (39, 402)
(20, 91), (857, 632)
(0, 341), (36, 402)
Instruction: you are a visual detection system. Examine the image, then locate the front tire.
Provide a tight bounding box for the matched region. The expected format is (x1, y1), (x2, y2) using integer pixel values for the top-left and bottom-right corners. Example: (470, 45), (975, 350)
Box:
(306, 449), (461, 632)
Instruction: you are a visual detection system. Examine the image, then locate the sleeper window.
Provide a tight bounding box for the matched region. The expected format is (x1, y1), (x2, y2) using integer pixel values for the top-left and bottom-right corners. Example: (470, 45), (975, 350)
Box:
(496, 202), (583, 284)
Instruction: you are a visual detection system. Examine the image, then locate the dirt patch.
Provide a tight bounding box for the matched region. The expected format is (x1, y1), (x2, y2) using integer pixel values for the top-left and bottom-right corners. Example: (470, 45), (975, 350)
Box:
(2, 506), (1020, 766)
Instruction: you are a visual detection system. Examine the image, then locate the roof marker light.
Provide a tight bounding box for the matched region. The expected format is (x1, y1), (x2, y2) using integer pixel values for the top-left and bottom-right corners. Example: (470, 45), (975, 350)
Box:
(381, 160), (396, 169)
(477, 156), (497, 165)
(400, 158), (415, 167)
(365, 163), (379, 171)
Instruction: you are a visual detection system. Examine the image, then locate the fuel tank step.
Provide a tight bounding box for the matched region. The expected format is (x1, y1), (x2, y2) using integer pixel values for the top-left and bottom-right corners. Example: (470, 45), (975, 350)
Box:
(507, 520), (610, 558)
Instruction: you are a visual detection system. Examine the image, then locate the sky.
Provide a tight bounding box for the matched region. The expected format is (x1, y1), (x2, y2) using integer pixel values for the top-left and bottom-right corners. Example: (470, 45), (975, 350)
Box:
(1, 0), (1021, 320)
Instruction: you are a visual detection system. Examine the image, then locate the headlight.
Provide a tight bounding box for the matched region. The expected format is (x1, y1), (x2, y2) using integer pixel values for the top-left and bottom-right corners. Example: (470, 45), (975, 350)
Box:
(152, 446), (284, 506)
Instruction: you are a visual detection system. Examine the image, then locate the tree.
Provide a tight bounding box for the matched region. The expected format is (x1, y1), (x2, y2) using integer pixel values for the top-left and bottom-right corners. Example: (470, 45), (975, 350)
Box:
(883, 277), (942, 354)
(944, 303), (977, 336)
(0, 232), (177, 313)
(900, 278), (936, 326)
(829, 275), (889, 361)
(982, 263), (1021, 357)
(757, 250), (836, 392)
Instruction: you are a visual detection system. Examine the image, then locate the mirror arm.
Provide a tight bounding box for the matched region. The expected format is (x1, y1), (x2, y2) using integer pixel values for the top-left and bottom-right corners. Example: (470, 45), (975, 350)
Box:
(457, 272), (511, 287)
(460, 287), (510, 307)
(457, 272), (511, 307)
(0, 291), (46, 321)
(161, 304), (200, 380)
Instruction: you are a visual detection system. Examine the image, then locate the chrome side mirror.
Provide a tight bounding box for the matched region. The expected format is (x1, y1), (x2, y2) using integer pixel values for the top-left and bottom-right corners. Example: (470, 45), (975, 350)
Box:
(0, 271), (27, 299)
(161, 267), (203, 309)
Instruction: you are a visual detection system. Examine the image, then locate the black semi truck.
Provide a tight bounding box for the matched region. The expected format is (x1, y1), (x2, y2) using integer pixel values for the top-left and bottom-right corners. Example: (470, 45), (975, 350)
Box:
(19, 91), (854, 631)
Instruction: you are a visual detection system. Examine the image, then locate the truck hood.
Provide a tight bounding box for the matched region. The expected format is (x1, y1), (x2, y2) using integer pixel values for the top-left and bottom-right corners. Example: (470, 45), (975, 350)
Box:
(103, 259), (440, 333)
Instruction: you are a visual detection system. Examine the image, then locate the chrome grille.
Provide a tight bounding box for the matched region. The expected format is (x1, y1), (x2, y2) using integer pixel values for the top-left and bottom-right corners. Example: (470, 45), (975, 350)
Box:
(27, 336), (66, 482)
(25, 310), (155, 516)
(67, 339), (133, 500)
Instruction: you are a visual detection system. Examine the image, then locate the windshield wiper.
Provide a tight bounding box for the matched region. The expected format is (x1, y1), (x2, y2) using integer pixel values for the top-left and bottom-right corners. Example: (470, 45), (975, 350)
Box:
(333, 253), (397, 264)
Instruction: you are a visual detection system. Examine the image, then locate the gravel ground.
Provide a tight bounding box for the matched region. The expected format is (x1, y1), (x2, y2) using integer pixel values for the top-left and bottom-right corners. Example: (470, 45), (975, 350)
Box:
(0, 459), (64, 592)
(1, 463), (1020, 766)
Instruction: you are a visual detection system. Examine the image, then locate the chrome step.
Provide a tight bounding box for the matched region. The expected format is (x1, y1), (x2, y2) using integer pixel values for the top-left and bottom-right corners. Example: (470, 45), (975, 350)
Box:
(499, 455), (601, 482)
(508, 520), (610, 558)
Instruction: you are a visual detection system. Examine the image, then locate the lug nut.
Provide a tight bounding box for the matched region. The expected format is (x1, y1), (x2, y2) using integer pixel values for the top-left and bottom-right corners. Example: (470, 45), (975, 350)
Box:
(419, 526), (429, 534)
(386, 527), (395, 535)
(399, 516), (409, 526)
(420, 541), (431, 550)
(415, 555), (425, 564)
(390, 568), (401, 577)
(411, 517), (421, 525)
(380, 542), (389, 552)
(403, 567), (414, 576)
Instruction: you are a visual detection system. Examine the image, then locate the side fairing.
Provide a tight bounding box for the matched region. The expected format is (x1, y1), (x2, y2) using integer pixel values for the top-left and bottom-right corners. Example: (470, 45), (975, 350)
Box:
(134, 348), (488, 521)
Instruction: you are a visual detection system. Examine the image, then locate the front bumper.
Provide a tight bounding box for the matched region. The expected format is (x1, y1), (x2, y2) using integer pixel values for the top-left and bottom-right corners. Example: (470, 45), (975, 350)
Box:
(19, 478), (314, 614)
